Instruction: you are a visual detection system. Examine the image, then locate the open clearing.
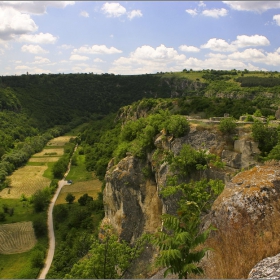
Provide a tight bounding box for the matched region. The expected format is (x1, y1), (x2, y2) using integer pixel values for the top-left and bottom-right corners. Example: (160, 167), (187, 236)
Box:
(0, 221), (37, 254)
(0, 166), (51, 198)
(55, 180), (102, 205)
(29, 157), (60, 162)
(32, 148), (64, 157)
(47, 135), (74, 146)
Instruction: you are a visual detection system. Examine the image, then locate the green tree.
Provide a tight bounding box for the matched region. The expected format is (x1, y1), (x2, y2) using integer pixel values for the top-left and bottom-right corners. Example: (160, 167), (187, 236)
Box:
(218, 117), (237, 134)
(65, 193), (75, 204)
(149, 212), (214, 279)
(65, 225), (145, 279)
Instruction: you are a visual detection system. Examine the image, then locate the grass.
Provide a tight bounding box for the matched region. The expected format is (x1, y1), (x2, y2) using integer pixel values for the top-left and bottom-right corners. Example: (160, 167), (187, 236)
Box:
(0, 198), (35, 224)
(65, 153), (93, 182)
(56, 151), (102, 205)
(55, 181), (102, 205)
(0, 237), (48, 279)
(0, 221), (37, 254)
(43, 162), (55, 180)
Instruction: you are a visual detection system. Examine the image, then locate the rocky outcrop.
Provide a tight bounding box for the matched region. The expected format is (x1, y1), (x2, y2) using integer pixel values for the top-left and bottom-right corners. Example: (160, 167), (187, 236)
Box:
(103, 125), (261, 244)
(248, 253), (280, 279)
(208, 162), (280, 230)
(201, 161), (280, 278)
(103, 155), (162, 243)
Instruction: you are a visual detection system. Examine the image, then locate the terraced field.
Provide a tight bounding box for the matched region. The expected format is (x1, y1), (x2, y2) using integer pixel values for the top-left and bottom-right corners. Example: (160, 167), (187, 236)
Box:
(0, 136), (74, 199)
(0, 166), (51, 199)
(0, 221), (37, 254)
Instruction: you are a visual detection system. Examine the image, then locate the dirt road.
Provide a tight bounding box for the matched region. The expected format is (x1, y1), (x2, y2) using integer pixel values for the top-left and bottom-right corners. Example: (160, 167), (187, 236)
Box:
(38, 144), (77, 279)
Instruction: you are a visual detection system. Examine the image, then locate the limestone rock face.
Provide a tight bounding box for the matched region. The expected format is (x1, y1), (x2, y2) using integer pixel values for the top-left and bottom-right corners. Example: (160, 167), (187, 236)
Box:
(209, 163), (280, 230)
(248, 253), (280, 279)
(221, 140), (259, 169)
(103, 155), (163, 243)
(201, 162), (280, 278)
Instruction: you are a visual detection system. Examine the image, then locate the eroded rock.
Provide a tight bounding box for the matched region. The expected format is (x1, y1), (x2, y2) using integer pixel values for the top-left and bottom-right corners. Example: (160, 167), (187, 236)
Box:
(248, 253), (280, 279)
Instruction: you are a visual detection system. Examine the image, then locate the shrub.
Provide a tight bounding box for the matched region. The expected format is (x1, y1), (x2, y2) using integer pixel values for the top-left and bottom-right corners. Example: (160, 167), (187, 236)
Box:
(218, 117), (237, 134)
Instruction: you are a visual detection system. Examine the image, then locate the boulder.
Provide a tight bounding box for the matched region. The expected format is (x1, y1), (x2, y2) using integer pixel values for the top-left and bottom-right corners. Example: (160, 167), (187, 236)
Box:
(248, 253), (280, 279)
(202, 161), (280, 278)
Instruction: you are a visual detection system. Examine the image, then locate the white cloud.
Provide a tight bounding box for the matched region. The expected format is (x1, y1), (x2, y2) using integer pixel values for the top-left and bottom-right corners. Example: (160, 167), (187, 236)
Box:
(127, 9), (142, 20)
(101, 2), (126, 18)
(70, 54), (89, 61)
(18, 32), (58, 44)
(58, 44), (74, 50)
(228, 48), (266, 62)
(223, 1), (280, 13)
(206, 53), (227, 59)
(110, 44), (186, 74)
(0, 6), (38, 40)
(73, 45), (122, 54)
(232, 35), (270, 48)
(15, 65), (31, 70)
(0, 1), (75, 15)
(80, 11), (89, 18)
(94, 58), (105, 63)
(21, 44), (48, 54)
(198, 1), (206, 8)
(273, 14), (280, 26)
(32, 56), (51, 64)
(179, 45), (200, 52)
(201, 38), (236, 52)
(202, 8), (228, 18)
(185, 9), (198, 16)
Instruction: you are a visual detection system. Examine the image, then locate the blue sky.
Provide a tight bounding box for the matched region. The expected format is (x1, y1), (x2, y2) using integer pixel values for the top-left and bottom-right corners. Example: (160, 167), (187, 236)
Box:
(1, 1), (280, 75)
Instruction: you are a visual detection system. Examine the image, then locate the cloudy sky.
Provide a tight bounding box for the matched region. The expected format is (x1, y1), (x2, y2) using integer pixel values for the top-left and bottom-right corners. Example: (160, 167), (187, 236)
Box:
(1, 1), (280, 75)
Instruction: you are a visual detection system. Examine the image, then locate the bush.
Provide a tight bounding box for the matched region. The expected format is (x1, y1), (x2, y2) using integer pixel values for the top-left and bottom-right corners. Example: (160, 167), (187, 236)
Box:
(65, 193), (75, 204)
(33, 216), (47, 237)
(31, 250), (45, 268)
(218, 117), (237, 134)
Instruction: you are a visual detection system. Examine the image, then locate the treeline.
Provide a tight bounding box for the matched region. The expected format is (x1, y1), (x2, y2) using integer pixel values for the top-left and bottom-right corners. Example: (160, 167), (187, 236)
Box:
(236, 76), (280, 87)
(177, 96), (276, 118)
(2, 74), (175, 130)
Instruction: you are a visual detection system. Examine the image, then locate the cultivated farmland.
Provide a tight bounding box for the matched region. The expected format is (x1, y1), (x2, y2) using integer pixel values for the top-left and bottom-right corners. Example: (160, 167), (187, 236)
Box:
(0, 221), (37, 254)
(0, 166), (51, 199)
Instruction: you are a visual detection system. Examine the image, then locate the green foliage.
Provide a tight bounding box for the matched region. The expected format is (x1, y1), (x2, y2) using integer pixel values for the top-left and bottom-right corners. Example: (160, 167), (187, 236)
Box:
(168, 144), (209, 177)
(252, 121), (278, 156)
(253, 109), (262, 117)
(65, 193), (75, 204)
(218, 117), (237, 134)
(65, 224), (145, 279)
(77, 193), (93, 206)
(33, 215), (48, 237)
(52, 154), (70, 179)
(31, 250), (45, 268)
(166, 115), (190, 137)
(31, 188), (51, 213)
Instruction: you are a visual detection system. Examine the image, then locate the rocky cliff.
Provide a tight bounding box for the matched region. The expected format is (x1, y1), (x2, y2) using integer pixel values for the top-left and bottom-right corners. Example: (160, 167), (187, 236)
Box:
(102, 123), (260, 244)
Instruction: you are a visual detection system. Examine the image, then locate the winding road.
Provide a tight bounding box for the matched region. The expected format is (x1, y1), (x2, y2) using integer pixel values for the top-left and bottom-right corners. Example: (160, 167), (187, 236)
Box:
(38, 145), (77, 279)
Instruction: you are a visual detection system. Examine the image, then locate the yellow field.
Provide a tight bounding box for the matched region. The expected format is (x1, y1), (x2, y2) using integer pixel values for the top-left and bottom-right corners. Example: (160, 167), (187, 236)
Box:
(47, 136), (74, 146)
(0, 221), (37, 254)
(28, 156), (60, 162)
(55, 180), (102, 205)
(0, 166), (51, 199)
(32, 148), (64, 157)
